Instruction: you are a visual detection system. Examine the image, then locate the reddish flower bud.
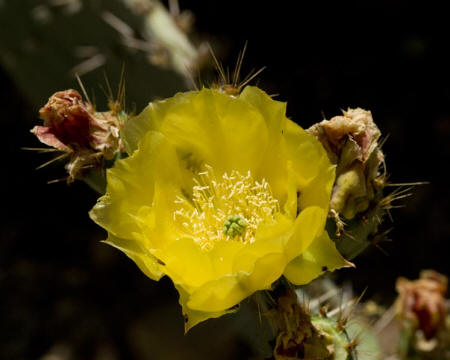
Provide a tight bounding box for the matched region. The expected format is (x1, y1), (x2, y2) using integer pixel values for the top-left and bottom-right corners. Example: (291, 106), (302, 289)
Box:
(33, 90), (92, 149)
(396, 270), (448, 340)
(31, 89), (123, 182)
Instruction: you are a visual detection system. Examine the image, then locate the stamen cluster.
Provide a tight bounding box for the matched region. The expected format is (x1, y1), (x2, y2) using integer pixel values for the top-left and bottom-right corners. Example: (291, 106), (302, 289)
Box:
(174, 165), (279, 250)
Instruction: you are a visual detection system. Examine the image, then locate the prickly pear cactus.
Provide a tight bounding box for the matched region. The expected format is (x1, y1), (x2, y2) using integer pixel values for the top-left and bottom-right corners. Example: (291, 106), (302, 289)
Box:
(267, 286), (366, 360)
(310, 316), (354, 360)
(0, 0), (202, 110)
(326, 205), (386, 260)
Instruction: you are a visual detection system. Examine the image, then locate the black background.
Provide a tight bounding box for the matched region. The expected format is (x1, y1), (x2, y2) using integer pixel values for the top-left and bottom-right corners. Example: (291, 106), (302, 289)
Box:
(1, 1), (449, 359)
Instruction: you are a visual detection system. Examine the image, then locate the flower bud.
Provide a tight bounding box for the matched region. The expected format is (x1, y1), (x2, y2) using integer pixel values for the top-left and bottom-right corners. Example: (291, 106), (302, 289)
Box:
(396, 270), (448, 340)
(31, 89), (124, 182)
(308, 108), (385, 220)
(33, 90), (92, 150)
(308, 108), (388, 259)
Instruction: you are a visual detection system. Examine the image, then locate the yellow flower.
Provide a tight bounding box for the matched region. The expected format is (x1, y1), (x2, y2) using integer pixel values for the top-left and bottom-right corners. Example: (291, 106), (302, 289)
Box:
(89, 86), (350, 331)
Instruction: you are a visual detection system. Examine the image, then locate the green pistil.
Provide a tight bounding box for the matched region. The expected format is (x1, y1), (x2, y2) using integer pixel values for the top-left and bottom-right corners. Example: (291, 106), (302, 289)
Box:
(223, 215), (247, 238)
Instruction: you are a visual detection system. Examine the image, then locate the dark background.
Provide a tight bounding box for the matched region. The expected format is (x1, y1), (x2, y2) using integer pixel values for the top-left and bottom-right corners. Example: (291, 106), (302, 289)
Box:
(1, 1), (449, 359)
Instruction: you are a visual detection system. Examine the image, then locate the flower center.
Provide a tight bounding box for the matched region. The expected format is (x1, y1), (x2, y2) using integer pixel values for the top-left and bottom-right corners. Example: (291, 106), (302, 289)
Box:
(223, 215), (248, 237)
(174, 165), (279, 251)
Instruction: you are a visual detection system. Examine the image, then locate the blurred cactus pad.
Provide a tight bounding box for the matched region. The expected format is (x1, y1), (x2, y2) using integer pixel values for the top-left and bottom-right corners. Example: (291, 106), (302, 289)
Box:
(0, 0), (199, 110)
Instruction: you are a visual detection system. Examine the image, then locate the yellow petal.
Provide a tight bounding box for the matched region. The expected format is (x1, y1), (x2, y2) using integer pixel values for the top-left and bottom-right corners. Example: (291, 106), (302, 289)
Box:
(239, 87), (286, 134)
(284, 231), (353, 285)
(208, 89), (270, 173)
(285, 206), (327, 262)
(232, 214), (292, 275)
(284, 120), (336, 210)
(137, 180), (187, 249)
(188, 215), (294, 313)
(298, 164), (335, 211)
(154, 237), (215, 293)
(208, 240), (246, 277)
(243, 252), (287, 294)
(176, 285), (237, 332)
(188, 252), (287, 313)
(89, 130), (184, 240)
(103, 234), (164, 281)
(124, 88), (271, 175)
(186, 206), (329, 313)
(187, 275), (248, 312)
(239, 86), (288, 200)
(122, 91), (196, 154)
(185, 218), (293, 312)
